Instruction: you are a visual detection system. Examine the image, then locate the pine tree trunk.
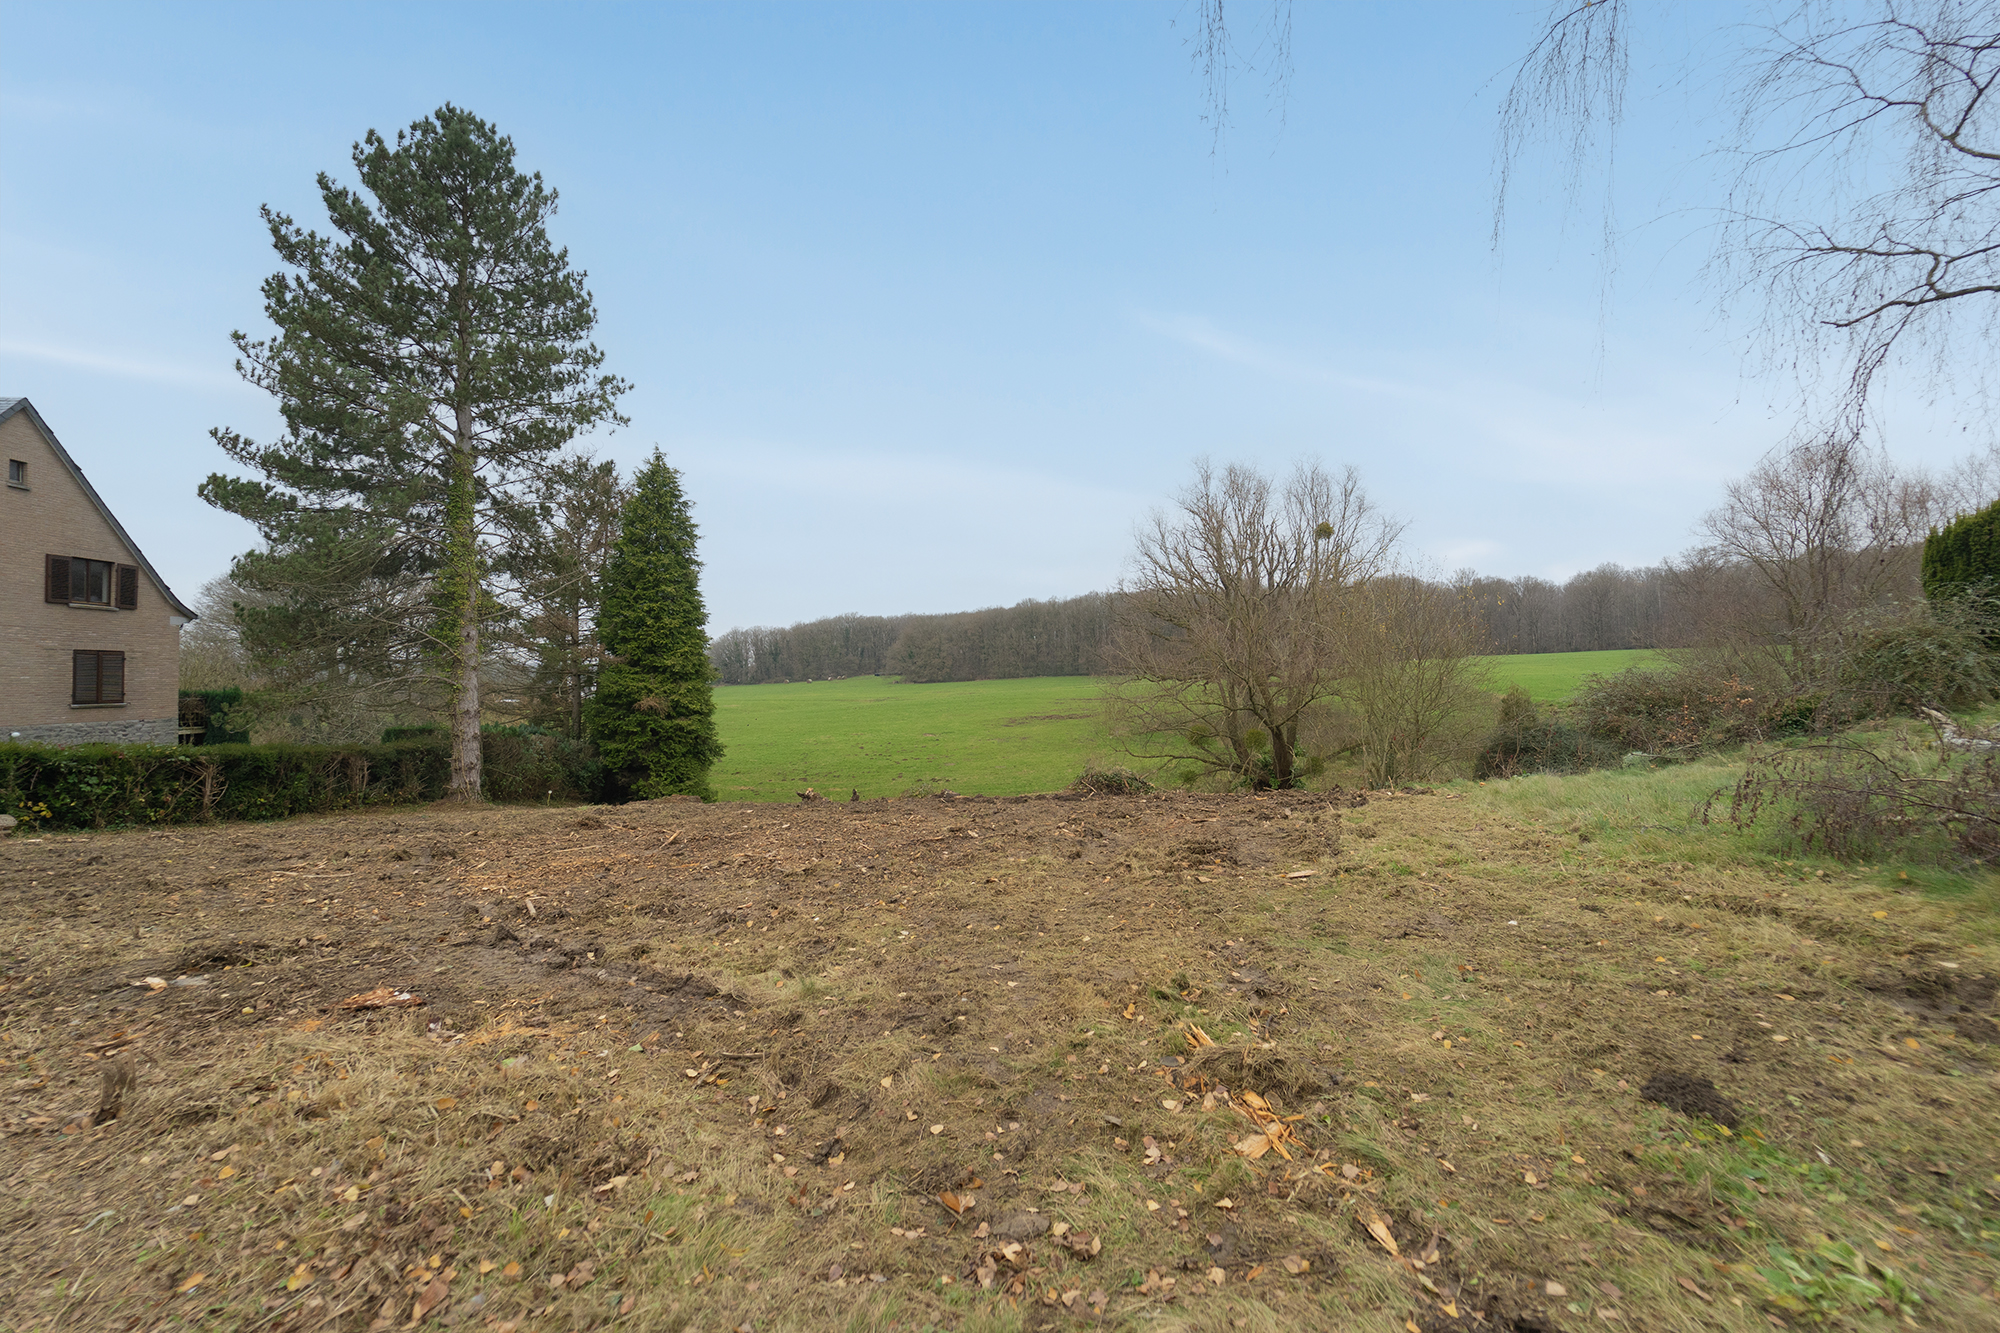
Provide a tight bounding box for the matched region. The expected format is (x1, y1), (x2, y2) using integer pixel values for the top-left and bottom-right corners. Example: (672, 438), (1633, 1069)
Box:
(446, 420), (484, 802)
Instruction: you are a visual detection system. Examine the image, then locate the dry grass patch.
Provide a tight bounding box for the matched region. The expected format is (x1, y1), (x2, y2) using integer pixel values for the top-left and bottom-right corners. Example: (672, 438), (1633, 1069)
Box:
(0, 786), (1993, 1330)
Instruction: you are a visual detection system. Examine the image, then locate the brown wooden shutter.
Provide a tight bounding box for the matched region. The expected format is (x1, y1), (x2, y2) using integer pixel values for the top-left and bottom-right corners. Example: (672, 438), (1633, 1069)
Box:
(115, 564), (139, 610)
(72, 650), (97, 704)
(100, 652), (125, 703)
(46, 555), (71, 603)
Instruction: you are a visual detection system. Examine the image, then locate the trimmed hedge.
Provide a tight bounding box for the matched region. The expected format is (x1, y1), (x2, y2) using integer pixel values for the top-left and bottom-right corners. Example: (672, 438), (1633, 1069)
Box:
(1923, 495), (2000, 600)
(0, 734), (601, 831)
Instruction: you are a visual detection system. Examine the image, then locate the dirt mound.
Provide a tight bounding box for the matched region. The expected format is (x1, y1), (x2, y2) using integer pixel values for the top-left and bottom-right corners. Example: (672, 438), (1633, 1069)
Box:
(1640, 1070), (1742, 1129)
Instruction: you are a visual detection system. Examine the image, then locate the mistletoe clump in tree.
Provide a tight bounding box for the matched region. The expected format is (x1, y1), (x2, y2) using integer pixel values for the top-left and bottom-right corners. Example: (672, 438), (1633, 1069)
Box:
(587, 450), (724, 800)
(201, 104), (628, 799)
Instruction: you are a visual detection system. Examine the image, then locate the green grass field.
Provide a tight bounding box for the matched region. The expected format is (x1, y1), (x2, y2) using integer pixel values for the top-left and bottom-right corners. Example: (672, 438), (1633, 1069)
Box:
(710, 675), (1118, 801)
(711, 649), (1663, 802)
(1477, 646), (1662, 700)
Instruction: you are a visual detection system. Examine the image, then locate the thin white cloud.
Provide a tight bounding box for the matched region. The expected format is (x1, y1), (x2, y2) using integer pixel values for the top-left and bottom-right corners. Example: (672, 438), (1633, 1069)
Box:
(1136, 311), (1413, 397)
(0, 338), (240, 391)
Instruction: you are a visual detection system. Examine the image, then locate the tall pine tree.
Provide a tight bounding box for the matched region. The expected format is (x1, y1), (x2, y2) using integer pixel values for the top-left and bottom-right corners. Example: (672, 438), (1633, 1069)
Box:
(587, 451), (723, 800)
(202, 104), (628, 798)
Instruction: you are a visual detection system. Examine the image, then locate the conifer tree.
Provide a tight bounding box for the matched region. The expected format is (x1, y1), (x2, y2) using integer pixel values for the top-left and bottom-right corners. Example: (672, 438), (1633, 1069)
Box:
(1924, 496), (2000, 602)
(202, 104), (627, 799)
(587, 451), (723, 800)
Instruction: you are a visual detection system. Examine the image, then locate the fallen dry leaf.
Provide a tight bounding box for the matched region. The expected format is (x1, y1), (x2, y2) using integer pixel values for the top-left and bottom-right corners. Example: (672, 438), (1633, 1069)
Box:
(1281, 1254), (1310, 1274)
(1545, 1280), (1567, 1297)
(413, 1274), (449, 1321)
(176, 1272), (206, 1294)
(1359, 1209), (1399, 1257)
(1233, 1132), (1274, 1160)
(1677, 1275), (1713, 1302)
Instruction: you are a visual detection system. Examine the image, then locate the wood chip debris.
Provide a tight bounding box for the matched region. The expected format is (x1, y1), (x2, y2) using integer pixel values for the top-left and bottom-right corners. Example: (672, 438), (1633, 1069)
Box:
(337, 987), (424, 1010)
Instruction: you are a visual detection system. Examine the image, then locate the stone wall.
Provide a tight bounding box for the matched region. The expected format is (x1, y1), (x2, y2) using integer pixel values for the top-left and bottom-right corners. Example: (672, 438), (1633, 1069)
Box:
(2, 717), (177, 747)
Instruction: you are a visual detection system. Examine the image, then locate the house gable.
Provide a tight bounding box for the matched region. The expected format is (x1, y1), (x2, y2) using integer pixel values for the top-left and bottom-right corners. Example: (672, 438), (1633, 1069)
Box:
(1, 397), (192, 745)
(0, 398), (196, 620)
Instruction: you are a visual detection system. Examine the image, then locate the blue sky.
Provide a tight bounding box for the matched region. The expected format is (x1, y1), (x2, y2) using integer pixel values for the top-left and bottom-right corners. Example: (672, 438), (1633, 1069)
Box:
(1, 2), (1974, 633)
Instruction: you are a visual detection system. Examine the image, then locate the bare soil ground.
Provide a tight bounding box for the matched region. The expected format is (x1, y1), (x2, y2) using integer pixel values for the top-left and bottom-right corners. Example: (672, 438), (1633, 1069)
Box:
(1, 788), (1996, 1332)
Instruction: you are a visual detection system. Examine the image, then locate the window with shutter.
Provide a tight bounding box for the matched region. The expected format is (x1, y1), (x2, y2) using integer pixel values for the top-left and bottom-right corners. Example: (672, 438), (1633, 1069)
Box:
(46, 556), (134, 607)
(71, 650), (126, 704)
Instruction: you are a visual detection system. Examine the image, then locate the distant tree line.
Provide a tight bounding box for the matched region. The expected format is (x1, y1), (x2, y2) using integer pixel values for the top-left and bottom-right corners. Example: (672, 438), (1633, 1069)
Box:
(708, 567), (1703, 687)
(1457, 564), (1681, 655)
(707, 538), (1954, 691)
(708, 593), (1117, 685)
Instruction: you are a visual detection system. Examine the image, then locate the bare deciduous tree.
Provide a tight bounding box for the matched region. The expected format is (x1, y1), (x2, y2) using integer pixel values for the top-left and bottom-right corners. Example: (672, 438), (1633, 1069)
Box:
(1684, 431), (1944, 687)
(1105, 459), (1403, 789)
(1501, 1), (2000, 428)
(1344, 574), (1495, 786)
(1186, 0), (1295, 150)
(177, 576), (262, 693)
(1724, 4), (2000, 419)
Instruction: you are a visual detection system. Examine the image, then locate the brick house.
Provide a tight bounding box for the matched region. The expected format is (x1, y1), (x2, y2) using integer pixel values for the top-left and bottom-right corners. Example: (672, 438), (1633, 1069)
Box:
(1, 398), (196, 746)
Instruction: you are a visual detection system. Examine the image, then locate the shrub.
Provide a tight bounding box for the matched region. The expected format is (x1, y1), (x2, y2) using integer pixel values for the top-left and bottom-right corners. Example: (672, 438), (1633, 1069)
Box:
(0, 733), (601, 831)
(1832, 612), (1998, 716)
(1705, 738), (2000, 865)
(1570, 667), (1769, 754)
(178, 688), (251, 745)
(1472, 685), (1622, 777)
(1473, 717), (1623, 778)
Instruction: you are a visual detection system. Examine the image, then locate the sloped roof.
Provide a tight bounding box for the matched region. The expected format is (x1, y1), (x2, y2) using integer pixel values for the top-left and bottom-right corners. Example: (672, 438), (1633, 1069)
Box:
(1, 397), (198, 620)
